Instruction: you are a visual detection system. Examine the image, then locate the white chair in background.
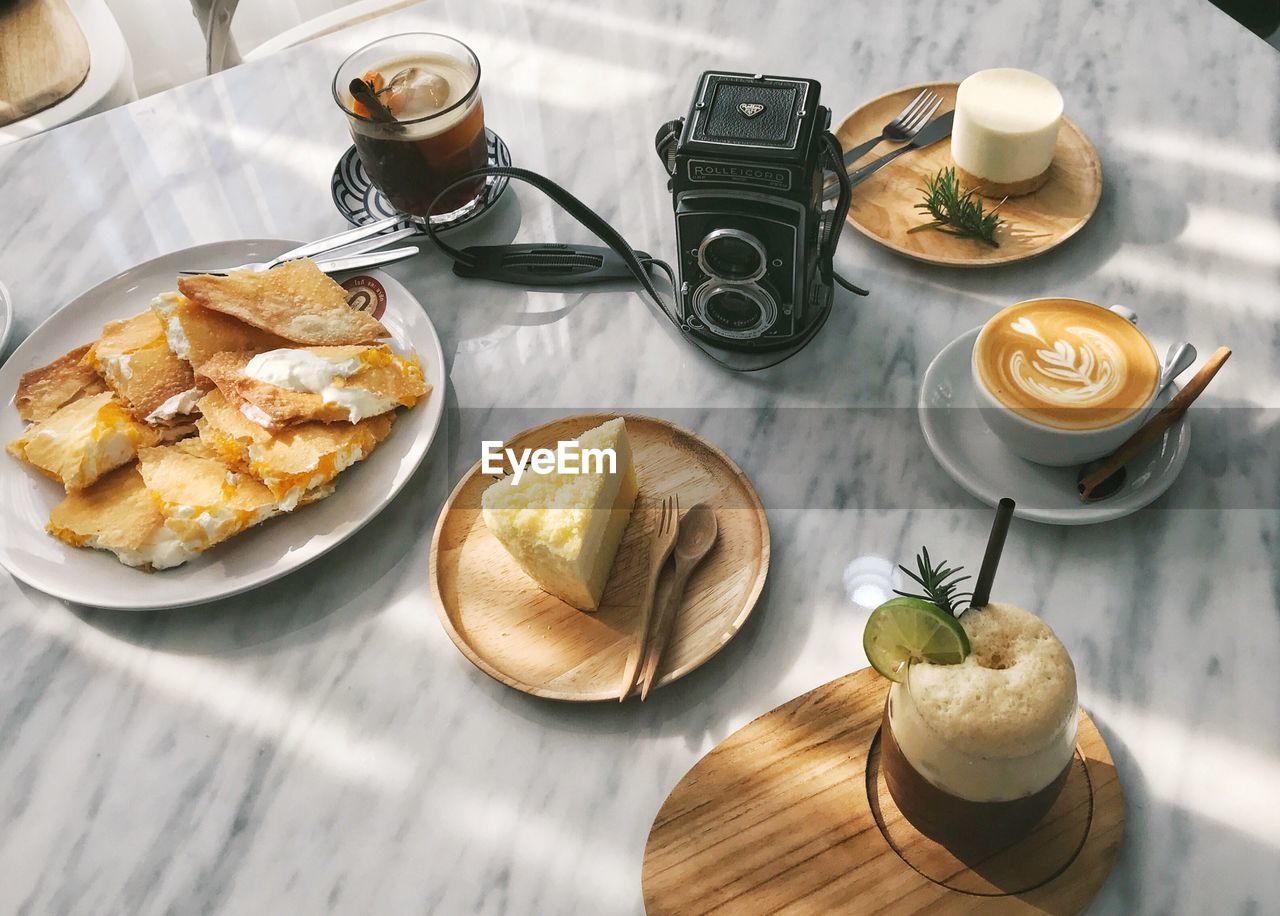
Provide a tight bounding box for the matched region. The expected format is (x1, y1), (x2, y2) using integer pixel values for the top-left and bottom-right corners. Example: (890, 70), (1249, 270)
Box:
(80, 0), (414, 104)
(0, 0), (414, 140)
(0, 0), (137, 147)
(191, 0), (418, 73)
(242, 0), (420, 62)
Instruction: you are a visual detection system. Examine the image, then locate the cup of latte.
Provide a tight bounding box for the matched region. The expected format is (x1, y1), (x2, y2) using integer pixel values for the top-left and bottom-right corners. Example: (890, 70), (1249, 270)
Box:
(971, 298), (1162, 466)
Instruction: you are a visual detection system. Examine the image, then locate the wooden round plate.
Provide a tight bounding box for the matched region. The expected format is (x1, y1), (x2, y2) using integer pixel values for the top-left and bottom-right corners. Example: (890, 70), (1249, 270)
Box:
(429, 414), (769, 702)
(643, 667), (1124, 914)
(834, 81), (1102, 268)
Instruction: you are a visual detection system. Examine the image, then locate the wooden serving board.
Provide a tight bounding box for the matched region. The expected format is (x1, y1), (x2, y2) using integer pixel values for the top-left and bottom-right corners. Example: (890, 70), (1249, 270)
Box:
(429, 414), (769, 701)
(0, 0), (90, 128)
(834, 81), (1102, 268)
(643, 667), (1124, 914)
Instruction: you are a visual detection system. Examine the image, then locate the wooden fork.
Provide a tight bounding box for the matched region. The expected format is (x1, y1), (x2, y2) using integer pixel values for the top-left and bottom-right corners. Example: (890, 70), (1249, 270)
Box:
(619, 494), (680, 700)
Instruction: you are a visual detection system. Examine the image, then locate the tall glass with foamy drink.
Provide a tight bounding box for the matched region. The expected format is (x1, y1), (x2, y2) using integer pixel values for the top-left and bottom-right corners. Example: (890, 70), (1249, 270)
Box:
(333, 34), (488, 219)
(880, 603), (1078, 850)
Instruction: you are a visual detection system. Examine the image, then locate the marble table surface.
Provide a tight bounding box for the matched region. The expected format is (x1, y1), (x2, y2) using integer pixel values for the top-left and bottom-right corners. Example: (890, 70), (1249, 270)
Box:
(2, 0), (1279, 912)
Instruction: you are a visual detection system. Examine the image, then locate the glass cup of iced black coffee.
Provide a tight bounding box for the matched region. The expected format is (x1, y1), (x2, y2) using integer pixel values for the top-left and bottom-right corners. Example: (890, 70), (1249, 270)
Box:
(332, 33), (488, 220)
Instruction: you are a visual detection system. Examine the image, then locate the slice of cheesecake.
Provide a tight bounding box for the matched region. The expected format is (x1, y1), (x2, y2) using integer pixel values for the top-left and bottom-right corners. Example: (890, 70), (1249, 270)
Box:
(481, 417), (639, 611)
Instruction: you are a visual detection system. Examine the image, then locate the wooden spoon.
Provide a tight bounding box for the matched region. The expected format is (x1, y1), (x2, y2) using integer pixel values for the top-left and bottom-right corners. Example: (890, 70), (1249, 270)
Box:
(1077, 346), (1231, 502)
(637, 502), (719, 700)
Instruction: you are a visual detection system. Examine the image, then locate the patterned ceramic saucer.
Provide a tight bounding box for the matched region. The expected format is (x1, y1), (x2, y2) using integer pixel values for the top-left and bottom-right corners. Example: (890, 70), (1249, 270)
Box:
(330, 128), (511, 228)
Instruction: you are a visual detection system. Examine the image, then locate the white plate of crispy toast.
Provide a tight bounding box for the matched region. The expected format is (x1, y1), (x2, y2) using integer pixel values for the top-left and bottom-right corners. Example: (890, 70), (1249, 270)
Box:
(0, 239), (445, 609)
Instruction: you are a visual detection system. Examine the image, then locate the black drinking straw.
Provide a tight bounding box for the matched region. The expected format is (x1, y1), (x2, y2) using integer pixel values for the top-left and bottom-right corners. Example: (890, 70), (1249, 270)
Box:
(970, 498), (1016, 609)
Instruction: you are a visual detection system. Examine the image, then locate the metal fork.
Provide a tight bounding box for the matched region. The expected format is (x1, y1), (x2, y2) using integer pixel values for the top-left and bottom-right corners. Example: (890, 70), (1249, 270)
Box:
(619, 494), (680, 701)
(841, 88), (942, 166)
(178, 215), (419, 276)
(180, 244), (422, 278)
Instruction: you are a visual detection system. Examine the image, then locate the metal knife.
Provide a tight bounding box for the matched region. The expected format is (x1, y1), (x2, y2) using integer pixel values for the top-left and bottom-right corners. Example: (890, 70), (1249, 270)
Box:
(823, 110), (955, 201)
(312, 245), (420, 274)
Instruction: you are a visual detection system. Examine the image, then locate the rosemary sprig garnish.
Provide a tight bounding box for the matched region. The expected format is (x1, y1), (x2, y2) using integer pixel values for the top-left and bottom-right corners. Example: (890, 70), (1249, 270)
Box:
(893, 546), (973, 617)
(908, 167), (1006, 247)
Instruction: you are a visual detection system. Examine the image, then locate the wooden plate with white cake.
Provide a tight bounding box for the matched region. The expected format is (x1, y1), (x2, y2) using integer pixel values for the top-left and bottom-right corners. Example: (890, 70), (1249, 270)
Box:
(429, 414), (769, 702)
(835, 80), (1102, 268)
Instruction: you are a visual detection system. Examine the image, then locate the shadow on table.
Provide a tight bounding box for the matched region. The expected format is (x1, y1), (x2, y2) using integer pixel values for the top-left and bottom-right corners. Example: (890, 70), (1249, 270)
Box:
(1084, 717), (1280, 913)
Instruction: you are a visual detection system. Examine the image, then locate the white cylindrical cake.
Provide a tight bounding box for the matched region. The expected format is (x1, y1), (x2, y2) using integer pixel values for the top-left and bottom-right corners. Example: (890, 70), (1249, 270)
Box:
(950, 69), (1063, 197)
(887, 602), (1078, 802)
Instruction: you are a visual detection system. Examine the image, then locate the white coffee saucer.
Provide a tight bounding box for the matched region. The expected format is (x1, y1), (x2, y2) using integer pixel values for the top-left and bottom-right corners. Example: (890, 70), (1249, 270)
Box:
(919, 327), (1191, 525)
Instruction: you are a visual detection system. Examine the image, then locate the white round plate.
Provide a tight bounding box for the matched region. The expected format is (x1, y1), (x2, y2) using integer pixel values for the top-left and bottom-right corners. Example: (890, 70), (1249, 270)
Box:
(0, 239), (446, 609)
(0, 280), (13, 356)
(919, 327), (1191, 526)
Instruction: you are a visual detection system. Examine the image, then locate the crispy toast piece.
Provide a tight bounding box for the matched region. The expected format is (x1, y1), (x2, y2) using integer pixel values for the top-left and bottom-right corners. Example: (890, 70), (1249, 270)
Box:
(195, 389), (394, 508)
(85, 311), (199, 424)
(14, 344), (109, 423)
(46, 465), (195, 570)
(136, 444), (291, 550)
(176, 259), (388, 346)
(44, 440), (336, 571)
(150, 291), (292, 371)
(196, 345), (428, 427)
(8, 391), (164, 491)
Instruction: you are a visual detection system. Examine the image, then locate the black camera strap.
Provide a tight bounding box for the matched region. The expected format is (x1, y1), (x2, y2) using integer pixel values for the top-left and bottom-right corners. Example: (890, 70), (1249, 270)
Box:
(419, 153), (865, 371)
(423, 165), (678, 322)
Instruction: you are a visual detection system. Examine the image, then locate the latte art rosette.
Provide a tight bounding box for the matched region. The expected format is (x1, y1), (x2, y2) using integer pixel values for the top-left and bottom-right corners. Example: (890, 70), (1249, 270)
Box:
(1003, 319), (1129, 416)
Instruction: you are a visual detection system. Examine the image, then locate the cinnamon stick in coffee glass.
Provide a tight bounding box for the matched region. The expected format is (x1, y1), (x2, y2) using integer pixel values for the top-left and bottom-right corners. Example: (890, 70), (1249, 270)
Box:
(333, 33), (488, 220)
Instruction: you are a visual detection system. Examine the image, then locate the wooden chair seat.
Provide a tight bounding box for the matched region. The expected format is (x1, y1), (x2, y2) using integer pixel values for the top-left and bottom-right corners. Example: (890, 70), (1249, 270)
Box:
(0, 0), (90, 128)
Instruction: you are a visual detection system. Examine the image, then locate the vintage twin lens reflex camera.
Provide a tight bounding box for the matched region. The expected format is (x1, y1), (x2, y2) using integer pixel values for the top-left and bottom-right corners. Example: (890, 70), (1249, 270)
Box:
(657, 71), (849, 353)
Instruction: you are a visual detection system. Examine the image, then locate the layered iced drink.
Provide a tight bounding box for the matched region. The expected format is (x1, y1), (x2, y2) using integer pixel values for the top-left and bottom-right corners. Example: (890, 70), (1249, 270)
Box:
(880, 602), (1078, 849)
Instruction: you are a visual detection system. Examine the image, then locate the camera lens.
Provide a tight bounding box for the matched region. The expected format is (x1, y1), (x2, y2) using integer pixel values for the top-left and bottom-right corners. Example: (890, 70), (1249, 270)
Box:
(692, 283), (777, 340)
(704, 237), (759, 279)
(706, 288), (763, 331)
(698, 229), (767, 282)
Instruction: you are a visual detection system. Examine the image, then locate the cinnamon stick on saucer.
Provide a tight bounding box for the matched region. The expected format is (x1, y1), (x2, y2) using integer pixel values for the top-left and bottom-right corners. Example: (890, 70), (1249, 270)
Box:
(1078, 346), (1231, 501)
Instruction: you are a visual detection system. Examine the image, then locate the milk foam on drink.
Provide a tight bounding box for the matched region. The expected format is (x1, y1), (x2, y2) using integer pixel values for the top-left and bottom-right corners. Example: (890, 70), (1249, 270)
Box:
(887, 602), (1077, 802)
